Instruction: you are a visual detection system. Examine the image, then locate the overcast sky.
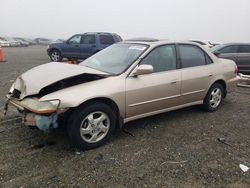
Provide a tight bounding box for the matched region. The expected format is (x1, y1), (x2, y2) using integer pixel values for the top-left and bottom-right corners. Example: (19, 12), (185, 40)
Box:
(1, 0), (250, 43)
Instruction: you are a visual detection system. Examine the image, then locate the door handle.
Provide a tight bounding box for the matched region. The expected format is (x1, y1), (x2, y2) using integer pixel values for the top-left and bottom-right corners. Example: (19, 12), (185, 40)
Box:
(208, 74), (213, 77)
(75, 45), (79, 47)
(92, 45), (96, 47)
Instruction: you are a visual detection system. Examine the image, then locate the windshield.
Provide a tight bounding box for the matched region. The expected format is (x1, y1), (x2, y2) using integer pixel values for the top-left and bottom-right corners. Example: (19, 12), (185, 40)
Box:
(209, 44), (225, 52)
(80, 43), (148, 74)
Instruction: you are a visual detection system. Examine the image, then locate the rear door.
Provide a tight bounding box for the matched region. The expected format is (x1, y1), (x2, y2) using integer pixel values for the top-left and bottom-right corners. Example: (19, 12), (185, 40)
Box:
(61, 35), (82, 57)
(79, 34), (97, 58)
(236, 45), (250, 74)
(125, 44), (181, 118)
(178, 44), (214, 104)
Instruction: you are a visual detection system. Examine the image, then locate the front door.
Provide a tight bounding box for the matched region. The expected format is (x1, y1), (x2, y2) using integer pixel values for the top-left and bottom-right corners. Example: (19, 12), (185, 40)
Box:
(62, 34), (82, 58)
(125, 44), (181, 118)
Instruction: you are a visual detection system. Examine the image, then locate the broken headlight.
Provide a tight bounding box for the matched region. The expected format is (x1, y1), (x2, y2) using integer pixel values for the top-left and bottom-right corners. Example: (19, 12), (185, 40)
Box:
(19, 98), (60, 114)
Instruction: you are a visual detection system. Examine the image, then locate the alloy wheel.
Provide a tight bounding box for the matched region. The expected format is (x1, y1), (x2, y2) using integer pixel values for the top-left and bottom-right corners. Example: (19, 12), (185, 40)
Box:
(209, 88), (222, 108)
(80, 111), (110, 143)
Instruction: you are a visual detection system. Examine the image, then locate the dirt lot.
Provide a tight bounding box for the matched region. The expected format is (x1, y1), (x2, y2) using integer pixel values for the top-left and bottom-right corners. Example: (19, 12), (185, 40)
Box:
(0, 46), (249, 187)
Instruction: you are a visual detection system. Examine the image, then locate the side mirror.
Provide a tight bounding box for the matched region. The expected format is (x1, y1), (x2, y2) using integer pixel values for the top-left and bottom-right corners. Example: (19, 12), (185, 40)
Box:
(213, 51), (221, 56)
(132, 64), (153, 76)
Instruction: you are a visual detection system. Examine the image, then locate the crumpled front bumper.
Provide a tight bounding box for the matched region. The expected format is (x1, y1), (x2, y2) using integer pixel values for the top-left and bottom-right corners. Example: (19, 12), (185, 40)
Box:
(4, 96), (66, 131)
(22, 112), (59, 131)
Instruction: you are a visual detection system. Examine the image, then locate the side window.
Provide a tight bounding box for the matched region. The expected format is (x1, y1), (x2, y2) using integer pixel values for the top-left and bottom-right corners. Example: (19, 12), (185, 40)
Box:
(205, 54), (213, 64)
(179, 45), (206, 68)
(113, 35), (122, 42)
(81, 35), (96, 44)
(141, 45), (176, 73)
(100, 35), (115, 45)
(238, 45), (250, 53)
(219, 45), (238, 53)
(68, 35), (81, 44)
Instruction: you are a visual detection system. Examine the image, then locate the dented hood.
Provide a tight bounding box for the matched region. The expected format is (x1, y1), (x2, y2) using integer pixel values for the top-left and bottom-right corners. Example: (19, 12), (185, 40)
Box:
(12, 62), (108, 99)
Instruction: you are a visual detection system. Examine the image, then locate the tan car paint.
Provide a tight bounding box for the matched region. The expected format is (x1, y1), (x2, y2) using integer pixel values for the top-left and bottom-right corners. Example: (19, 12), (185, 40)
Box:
(125, 69), (181, 118)
(40, 75), (127, 117)
(8, 40), (238, 125)
(13, 62), (108, 99)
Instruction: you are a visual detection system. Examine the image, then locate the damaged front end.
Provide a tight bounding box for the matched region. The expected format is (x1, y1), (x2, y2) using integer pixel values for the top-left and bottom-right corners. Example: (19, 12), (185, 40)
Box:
(4, 62), (109, 131)
(5, 96), (66, 131)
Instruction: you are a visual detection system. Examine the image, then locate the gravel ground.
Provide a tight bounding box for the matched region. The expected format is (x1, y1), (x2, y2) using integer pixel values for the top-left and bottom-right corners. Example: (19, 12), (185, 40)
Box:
(0, 46), (249, 187)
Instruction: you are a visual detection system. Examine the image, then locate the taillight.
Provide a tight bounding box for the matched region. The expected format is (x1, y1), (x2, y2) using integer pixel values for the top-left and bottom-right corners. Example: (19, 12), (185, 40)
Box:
(234, 65), (239, 74)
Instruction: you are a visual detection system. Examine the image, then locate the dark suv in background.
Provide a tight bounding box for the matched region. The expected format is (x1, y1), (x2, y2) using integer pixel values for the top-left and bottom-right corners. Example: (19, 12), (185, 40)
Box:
(47, 32), (122, 62)
(211, 43), (250, 74)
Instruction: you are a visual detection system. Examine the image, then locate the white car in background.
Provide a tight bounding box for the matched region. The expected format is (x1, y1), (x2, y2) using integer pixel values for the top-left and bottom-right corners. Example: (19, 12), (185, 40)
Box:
(14, 38), (29, 47)
(0, 37), (11, 47)
(5, 37), (21, 47)
(189, 39), (215, 48)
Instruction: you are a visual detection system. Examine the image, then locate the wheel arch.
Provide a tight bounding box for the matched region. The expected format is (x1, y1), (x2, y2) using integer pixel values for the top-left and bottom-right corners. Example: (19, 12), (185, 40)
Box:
(210, 79), (227, 97)
(49, 47), (62, 55)
(68, 97), (123, 129)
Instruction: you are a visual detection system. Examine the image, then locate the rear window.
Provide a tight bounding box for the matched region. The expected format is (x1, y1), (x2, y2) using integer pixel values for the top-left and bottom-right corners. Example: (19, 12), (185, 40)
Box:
(100, 35), (115, 45)
(179, 45), (206, 68)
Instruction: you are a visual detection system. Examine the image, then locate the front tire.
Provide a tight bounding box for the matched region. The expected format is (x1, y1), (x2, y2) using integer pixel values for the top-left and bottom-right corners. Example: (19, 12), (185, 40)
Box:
(49, 49), (62, 62)
(203, 83), (224, 112)
(68, 102), (116, 150)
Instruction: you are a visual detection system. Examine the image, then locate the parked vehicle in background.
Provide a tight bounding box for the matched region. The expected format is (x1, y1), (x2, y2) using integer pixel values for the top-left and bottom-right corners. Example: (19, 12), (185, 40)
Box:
(3, 37), (21, 47)
(47, 32), (122, 62)
(0, 37), (11, 47)
(51, 39), (65, 43)
(189, 40), (214, 48)
(6, 39), (238, 150)
(23, 38), (37, 45)
(210, 43), (250, 75)
(35, 38), (52, 45)
(14, 38), (29, 47)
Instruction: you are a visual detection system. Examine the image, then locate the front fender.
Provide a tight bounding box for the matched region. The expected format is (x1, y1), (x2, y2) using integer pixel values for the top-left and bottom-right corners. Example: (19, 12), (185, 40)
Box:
(39, 76), (126, 117)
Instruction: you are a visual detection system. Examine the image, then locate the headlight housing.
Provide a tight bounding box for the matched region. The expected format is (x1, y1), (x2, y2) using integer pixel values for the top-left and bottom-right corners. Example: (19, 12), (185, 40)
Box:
(19, 98), (60, 114)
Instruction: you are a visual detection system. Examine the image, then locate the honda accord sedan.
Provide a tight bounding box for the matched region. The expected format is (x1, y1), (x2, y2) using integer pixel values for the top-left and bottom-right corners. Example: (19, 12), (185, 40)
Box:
(5, 39), (238, 150)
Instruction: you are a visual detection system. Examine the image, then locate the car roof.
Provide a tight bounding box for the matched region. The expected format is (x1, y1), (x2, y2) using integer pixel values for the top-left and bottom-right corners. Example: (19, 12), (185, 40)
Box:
(125, 38), (159, 42)
(222, 42), (250, 46)
(75, 32), (118, 35)
(121, 39), (202, 47)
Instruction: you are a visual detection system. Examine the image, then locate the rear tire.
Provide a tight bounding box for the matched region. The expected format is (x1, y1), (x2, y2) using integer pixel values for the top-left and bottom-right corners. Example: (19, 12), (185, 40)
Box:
(67, 102), (116, 150)
(202, 83), (224, 112)
(50, 49), (62, 62)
